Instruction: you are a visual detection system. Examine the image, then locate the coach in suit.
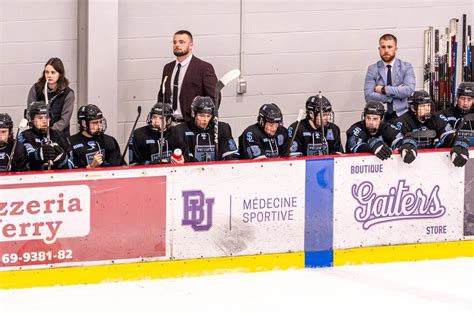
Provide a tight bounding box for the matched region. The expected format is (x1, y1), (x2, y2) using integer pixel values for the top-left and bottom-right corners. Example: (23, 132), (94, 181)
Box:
(364, 33), (416, 123)
(157, 30), (218, 122)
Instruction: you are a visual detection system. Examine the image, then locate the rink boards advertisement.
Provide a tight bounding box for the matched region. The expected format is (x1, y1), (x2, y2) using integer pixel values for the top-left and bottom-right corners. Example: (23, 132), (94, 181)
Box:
(0, 174), (167, 270)
(170, 161), (306, 259)
(1, 151), (472, 278)
(0, 160), (307, 271)
(333, 151), (468, 249)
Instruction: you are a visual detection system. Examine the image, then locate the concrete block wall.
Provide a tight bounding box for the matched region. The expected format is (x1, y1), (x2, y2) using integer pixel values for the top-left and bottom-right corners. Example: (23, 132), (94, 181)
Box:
(0, 0), (77, 128)
(118, 0), (473, 146)
(1, 0), (473, 150)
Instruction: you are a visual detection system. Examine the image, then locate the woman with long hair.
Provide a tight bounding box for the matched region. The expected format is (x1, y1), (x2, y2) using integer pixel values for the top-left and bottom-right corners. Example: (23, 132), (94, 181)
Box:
(27, 57), (75, 136)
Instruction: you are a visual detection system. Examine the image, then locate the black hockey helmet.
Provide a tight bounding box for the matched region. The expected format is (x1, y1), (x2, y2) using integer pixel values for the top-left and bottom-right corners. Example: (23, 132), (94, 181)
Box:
(0, 113), (13, 131)
(258, 103), (283, 128)
(305, 94), (334, 127)
(27, 101), (49, 121)
(362, 101), (385, 134)
(363, 101), (385, 118)
(408, 90), (433, 123)
(147, 102), (173, 131)
(77, 104), (107, 136)
(26, 101), (50, 134)
(457, 82), (474, 98)
(456, 82), (474, 115)
(305, 95), (332, 114)
(0, 113), (13, 145)
(191, 96), (215, 118)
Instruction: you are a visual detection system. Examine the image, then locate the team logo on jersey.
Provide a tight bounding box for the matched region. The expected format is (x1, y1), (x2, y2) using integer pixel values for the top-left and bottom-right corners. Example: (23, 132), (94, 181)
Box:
(246, 132), (254, 142)
(249, 145), (261, 158)
(228, 139), (237, 151)
(327, 129), (334, 141)
(0, 152), (6, 159)
(87, 141), (98, 151)
(288, 127), (293, 138)
(182, 190), (214, 231)
(290, 141), (298, 152)
(277, 134), (284, 146)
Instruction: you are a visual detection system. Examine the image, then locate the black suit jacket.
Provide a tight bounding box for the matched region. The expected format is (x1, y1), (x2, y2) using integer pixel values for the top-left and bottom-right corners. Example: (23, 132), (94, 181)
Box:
(158, 56), (218, 121)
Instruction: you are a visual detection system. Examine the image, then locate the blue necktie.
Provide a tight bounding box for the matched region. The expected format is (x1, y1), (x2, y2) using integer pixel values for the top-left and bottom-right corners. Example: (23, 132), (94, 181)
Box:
(386, 65), (393, 114)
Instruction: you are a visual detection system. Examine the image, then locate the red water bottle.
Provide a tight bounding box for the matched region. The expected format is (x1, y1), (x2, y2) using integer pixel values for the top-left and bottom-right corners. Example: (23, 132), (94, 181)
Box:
(172, 148), (184, 163)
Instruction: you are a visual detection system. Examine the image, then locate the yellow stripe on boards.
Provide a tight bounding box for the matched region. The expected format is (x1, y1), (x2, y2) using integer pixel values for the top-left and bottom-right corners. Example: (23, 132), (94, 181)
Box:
(333, 240), (474, 266)
(0, 252), (305, 290)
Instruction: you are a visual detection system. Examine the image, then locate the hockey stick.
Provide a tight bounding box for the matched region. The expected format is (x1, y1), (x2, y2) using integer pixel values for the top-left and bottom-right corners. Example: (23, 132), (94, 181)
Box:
(468, 25), (472, 82)
(318, 91), (329, 155)
(120, 106), (142, 165)
(214, 69), (240, 159)
(462, 14), (467, 81)
(423, 29), (431, 93)
(449, 113), (474, 147)
(6, 118), (28, 172)
(429, 27), (435, 99)
(159, 76), (168, 162)
(470, 26), (474, 81)
(434, 29), (440, 108)
(285, 109), (305, 156)
(450, 18), (458, 106)
(42, 82), (54, 170)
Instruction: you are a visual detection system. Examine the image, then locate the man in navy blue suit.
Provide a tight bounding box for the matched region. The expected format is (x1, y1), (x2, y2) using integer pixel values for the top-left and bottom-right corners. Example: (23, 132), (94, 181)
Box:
(364, 34), (416, 123)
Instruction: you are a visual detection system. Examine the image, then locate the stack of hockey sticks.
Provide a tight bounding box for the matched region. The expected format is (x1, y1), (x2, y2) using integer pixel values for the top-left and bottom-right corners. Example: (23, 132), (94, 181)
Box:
(424, 15), (473, 112)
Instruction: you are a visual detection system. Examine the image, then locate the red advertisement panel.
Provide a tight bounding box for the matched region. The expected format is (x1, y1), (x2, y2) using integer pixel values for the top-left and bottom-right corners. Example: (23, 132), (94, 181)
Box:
(0, 176), (167, 268)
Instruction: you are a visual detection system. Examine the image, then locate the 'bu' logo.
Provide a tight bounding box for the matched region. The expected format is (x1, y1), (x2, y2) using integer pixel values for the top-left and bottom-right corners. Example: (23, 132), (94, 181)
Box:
(182, 190), (214, 231)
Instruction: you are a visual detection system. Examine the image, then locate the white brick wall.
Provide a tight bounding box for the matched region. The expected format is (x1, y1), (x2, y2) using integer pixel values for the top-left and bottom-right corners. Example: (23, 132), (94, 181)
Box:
(1, 0), (472, 149)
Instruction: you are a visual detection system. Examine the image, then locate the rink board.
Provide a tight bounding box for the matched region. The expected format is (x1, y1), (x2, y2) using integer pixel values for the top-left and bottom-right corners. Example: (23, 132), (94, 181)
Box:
(316, 151), (473, 267)
(171, 161), (306, 259)
(1, 151), (473, 289)
(333, 151), (468, 249)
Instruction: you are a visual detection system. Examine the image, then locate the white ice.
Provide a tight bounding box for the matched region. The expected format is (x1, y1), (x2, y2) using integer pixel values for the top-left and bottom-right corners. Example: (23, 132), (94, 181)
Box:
(1, 257), (472, 315)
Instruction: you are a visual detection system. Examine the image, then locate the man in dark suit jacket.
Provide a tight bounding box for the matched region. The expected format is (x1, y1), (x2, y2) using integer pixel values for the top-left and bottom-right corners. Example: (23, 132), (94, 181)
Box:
(157, 30), (218, 122)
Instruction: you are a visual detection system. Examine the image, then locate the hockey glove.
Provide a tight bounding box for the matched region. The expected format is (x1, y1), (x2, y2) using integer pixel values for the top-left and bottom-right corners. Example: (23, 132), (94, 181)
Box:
(399, 142), (417, 164)
(52, 143), (67, 165)
(450, 142), (469, 167)
(40, 144), (57, 162)
(367, 138), (392, 160)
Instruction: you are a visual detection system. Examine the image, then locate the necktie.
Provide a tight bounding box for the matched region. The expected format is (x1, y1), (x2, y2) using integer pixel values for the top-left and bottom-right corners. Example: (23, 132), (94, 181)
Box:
(386, 65), (393, 114)
(172, 63), (181, 111)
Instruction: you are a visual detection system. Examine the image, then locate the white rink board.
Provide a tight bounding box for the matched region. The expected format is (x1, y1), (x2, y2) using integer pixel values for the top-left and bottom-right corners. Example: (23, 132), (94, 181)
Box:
(333, 151), (465, 249)
(170, 161), (306, 259)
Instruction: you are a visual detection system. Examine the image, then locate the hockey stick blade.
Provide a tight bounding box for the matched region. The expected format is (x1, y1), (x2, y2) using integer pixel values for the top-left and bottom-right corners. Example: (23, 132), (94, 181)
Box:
(285, 109), (306, 157)
(161, 76), (168, 99)
(19, 118), (28, 129)
(216, 69), (241, 91)
(296, 108), (305, 122)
